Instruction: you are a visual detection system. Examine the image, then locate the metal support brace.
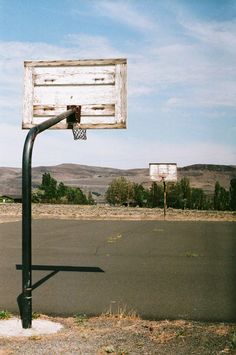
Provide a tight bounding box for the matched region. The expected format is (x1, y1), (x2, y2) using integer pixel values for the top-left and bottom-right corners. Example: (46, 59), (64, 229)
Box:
(21, 108), (78, 328)
(66, 105), (81, 128)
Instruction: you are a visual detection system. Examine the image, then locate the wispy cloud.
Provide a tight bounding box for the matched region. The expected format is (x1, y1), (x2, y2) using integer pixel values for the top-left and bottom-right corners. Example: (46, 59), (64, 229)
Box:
(94, 0), (157, 32)
(181, 18), (236, 53)
(65, 33), (123, 58)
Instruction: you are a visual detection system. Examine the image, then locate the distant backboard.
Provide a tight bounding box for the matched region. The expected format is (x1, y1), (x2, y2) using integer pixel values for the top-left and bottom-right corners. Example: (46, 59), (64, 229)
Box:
(22, 59), (127, 129)
(149, 163), (177, 182)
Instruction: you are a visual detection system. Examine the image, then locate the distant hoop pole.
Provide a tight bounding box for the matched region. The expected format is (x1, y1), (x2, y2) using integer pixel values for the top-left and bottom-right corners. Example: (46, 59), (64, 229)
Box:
(21, 108), (78, 329)
(163, 180), (167, 219)
(149, 163), (177, 219)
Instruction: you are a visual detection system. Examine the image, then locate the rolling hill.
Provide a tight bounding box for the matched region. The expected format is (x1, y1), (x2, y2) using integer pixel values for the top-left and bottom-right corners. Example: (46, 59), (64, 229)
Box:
(0, 164), (235, 200)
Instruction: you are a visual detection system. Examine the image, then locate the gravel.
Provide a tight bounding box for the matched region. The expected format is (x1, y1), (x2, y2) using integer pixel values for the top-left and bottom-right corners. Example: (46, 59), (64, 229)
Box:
(0, 316), (236, 354)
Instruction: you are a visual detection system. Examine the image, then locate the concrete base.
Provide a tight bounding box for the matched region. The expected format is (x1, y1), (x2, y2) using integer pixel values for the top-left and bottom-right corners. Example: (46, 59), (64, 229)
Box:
(0, 318), (63, 337)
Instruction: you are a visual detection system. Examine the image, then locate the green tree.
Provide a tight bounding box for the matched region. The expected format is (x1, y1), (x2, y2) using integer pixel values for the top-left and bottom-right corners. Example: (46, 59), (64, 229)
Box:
(180, 177), (191, 209)
(34, 172), (89, 205)
(167, 179), (191, 210)
(147, 182), (163, 208)
(214, 181), (229, 211)
(214, 181), (221, 210)
(167, 182), (182, 209)
(205, 196), (214, 210)
(190, 188), (206, 210)
(133, 183), (148, 207)
(220, 188), (229, 210)
(87, 191), (95, 205)
(40, 172), (58, 202)
(32, 189), (44, 203)
(57, 182), (67, 201)
(229, 178), (236, 211)
(106, 177), (133, 206)
(167, 179), (211, 210)
(66, 187), (88, 205)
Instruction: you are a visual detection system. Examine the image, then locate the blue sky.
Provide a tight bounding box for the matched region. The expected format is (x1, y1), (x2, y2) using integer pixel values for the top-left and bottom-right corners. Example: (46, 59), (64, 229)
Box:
(0, 0), (235, 168)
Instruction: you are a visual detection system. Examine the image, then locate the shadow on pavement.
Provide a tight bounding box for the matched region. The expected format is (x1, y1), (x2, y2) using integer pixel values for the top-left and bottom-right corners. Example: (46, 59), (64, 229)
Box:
(16, 264), (104, 319)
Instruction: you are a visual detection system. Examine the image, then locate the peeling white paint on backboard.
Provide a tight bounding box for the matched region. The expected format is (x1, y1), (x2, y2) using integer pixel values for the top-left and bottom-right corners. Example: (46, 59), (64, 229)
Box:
(22, 59), (127, 129)
(149, 163), (177, 182)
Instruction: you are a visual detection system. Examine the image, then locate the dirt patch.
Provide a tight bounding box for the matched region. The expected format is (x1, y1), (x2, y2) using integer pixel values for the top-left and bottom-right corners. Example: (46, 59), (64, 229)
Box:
(0, 315), (236, 354)
(0, 204), (235, 223)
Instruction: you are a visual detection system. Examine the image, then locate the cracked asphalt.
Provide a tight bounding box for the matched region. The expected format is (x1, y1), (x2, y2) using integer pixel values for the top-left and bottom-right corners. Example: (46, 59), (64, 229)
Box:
(0, 220), (235, 322)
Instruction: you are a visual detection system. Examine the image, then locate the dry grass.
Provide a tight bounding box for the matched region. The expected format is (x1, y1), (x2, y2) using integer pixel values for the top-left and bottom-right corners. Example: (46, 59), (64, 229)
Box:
(0, 314), (236, 354)
(0, 203), (235, 223)
(103, 304), (140, 321)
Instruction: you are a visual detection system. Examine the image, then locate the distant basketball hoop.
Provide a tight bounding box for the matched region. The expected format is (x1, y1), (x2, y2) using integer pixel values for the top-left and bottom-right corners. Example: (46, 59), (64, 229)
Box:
(149, 163), (177, 183)
(149, 163), (177, 219)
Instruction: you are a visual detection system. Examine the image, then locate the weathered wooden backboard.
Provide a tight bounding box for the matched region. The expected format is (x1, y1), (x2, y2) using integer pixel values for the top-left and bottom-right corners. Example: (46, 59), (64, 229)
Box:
(149, 163), (177, 182)
(22, 59), (127, 129)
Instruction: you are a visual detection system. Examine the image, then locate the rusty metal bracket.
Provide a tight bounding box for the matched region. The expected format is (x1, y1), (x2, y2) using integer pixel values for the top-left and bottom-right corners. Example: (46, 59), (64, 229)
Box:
(66, 105), (81, 128)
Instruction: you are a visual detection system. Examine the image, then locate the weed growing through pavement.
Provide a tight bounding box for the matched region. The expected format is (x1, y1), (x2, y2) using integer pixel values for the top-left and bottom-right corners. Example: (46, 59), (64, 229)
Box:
(32, 312), (40, 319)
(230, 333), (236, 349)
(185, 251), (200, 257)
(104, 304), (139, 320)
(104, 345), (115, 353)
(74, 313), (88, 325)
(0, 310), (11, 319)
(107, 234), (122, 243)
(29, 335), (42, 341)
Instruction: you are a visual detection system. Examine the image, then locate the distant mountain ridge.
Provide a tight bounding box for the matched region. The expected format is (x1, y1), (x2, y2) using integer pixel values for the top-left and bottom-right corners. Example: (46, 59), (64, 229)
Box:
(181, 164), (236, 172)
(0, 163), (235, 198)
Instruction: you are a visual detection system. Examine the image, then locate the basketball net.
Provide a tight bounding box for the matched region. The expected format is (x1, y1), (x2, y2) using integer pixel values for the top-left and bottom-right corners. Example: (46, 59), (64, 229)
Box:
(160, 173), (167, 182)
(72, 125), (87, 140)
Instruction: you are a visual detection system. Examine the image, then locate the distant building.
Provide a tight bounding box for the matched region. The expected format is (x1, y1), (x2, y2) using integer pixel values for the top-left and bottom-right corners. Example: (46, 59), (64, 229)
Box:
(0, 194), (22, 203)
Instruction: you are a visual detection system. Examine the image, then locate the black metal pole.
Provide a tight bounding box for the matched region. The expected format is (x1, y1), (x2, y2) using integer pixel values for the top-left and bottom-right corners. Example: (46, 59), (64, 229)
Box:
(21, 108), (77, 328)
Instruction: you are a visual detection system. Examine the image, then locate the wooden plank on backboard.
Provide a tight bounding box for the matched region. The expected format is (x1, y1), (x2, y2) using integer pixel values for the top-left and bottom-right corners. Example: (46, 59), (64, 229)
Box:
(31, 115), (117, 126)
(23, 66), (34, 128)
(24, 58), (126, 67)
(33, 104), (115, 117)
(23, 120), (125, 129)
(33, 85), (115, 105)
(115, 63), (127, 126)
(34, 66), (115, 86)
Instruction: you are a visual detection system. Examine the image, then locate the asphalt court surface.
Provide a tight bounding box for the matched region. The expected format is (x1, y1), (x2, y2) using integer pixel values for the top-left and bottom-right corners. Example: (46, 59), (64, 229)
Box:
(0, 220), (235, 322)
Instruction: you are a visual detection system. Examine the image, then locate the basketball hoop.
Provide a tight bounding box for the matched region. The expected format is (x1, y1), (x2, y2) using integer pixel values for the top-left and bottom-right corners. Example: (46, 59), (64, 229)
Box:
(66, 105), (87, 140)
(149, 163), (177, 221)
(160, 173), (167, 181)
(72, 126), (87, 140)
(149, 163), (177, 183)
(21, 58), (127, 330)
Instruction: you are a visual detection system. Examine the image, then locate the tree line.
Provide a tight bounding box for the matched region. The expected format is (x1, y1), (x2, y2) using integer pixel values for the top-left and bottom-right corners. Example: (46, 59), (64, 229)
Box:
(106, 176), (236, 211)
(33, 172), (236, 211)
(32, 172), (95, 205)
